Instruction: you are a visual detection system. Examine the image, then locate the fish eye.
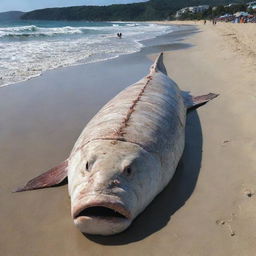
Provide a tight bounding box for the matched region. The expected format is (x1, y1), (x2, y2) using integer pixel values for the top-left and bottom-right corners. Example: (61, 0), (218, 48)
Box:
(124, 166), (132, 176)
(85, 162), (89, 171)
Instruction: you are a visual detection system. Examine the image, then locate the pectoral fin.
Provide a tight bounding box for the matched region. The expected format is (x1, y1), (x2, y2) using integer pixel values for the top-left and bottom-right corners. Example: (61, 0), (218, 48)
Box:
(183, 92), (219, 111)
(14, 160), (68, 192)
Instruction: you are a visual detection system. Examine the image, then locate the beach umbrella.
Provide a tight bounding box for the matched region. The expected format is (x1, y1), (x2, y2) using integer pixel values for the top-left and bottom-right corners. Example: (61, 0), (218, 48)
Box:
(234, 12), (249, 17)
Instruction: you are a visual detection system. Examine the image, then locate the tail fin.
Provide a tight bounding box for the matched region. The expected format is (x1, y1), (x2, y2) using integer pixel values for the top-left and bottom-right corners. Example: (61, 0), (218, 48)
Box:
(150, 52), (167, 75)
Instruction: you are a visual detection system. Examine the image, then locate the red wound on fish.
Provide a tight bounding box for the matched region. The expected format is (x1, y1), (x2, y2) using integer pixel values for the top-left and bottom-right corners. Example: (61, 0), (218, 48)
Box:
(14, 160), (68, 192)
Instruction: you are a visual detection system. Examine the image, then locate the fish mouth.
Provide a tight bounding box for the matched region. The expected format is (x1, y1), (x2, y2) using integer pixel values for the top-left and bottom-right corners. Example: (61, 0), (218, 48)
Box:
(73, 201), (131, 222)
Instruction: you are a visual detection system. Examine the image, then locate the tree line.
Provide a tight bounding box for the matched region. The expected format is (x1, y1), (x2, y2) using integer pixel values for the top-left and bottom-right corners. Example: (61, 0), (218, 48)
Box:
(21, 0), (253, 21)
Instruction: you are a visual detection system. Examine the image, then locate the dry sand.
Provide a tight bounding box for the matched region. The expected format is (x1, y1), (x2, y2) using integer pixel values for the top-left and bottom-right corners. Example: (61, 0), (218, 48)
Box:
(1, 22), (256, 255)
(151, 21), (256, 255)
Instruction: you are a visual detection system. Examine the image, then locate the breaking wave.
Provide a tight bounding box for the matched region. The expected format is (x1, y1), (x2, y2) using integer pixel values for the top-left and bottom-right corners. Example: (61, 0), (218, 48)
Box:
(0, 25), (100, 39)
(0, 21), (177, 87)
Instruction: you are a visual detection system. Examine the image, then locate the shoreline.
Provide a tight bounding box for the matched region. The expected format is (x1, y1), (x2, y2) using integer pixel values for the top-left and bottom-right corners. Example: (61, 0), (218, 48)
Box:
(0, 24), (195, 90)
(1, 21), (256, 255)
(0, 22), (185, 89)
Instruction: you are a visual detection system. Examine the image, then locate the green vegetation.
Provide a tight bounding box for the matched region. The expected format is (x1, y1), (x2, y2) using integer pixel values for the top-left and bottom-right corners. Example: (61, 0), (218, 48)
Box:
(0, 11), (24, 20)
(21, 0), (253, 21)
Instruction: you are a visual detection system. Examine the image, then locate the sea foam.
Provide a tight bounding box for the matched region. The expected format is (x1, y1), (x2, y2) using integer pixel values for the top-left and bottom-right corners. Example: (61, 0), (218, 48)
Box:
(0, 21), (176, 87)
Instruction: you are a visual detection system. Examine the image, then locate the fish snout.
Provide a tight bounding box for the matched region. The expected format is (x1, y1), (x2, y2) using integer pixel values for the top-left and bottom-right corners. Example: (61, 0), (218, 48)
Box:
(108, 178), (121, 187)
(91, 174), (124, 194)
(72, 196), (132, 235)
(87, 170), (124, 191)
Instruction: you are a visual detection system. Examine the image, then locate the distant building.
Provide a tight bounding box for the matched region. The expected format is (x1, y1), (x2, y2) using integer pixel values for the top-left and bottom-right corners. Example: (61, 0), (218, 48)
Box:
(247, 1), (256, 5)
(247, 1), (256, 9)
(176, 5), (209, 18)
(188, 5), (210, 13)
(175, 8), (189, 18)
(224, 3), (240, 8)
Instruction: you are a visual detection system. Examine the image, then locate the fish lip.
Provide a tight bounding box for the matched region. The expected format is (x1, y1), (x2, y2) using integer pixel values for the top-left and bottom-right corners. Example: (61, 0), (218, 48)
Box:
(73, 200), (132, 221)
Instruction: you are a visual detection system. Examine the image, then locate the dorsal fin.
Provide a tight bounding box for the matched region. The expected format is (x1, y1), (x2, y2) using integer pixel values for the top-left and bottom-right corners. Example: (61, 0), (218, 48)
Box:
(150, 52), (167, 75)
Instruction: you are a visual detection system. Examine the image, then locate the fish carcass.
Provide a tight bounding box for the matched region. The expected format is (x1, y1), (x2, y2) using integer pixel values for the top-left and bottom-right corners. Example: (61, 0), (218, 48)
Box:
(15, 53), (218, 235)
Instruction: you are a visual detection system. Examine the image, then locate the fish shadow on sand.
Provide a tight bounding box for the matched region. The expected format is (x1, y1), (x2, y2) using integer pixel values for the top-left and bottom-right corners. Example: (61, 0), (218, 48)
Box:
(86, 110), (203, 245)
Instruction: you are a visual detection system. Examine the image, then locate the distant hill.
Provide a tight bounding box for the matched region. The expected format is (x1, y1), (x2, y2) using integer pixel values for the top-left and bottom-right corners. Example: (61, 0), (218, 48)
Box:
(21, 0), (252, 21)
(0, 11), (24, 21)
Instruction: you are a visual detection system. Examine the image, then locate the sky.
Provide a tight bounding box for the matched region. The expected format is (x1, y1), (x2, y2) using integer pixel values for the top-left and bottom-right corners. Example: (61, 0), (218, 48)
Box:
(0, 0), (148, 13)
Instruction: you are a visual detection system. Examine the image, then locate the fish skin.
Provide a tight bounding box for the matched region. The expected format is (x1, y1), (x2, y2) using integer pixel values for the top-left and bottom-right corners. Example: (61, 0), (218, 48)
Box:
(68, 53), (187, 235)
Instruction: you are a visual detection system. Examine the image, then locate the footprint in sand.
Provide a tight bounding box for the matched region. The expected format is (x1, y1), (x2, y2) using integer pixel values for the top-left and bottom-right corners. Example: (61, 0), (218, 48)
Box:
(243, 188), (255, 198)
(216, 213), (236, 237)
(222, 140), (230, 146)
(216, 187), (255, 237)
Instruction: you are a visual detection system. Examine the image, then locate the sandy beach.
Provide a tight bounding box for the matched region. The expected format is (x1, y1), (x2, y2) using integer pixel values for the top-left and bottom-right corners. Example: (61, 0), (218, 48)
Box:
(1, 22), (256, 255)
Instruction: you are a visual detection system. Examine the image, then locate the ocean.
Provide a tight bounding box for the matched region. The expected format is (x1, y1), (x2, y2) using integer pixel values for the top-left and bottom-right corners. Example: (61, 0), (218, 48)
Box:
(0, 20), (176, 87)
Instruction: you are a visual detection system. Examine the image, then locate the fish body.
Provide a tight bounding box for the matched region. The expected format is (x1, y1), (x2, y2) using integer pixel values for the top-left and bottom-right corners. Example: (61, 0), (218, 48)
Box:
(16, 53), (218, 235)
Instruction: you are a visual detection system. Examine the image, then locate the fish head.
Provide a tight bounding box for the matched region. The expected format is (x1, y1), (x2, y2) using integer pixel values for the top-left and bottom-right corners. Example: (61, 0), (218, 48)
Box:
(68, 140), (161, 235)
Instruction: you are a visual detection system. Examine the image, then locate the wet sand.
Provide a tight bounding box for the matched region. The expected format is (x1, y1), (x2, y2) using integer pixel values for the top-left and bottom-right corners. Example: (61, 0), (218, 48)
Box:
(1, 22), (256, 255)
(1, 27), (198, 255)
